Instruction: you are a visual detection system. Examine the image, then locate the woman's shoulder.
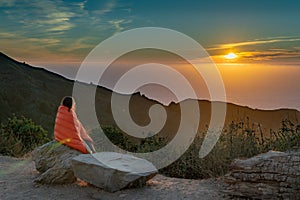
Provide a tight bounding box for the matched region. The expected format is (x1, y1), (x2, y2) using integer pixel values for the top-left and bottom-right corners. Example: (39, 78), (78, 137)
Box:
(58, 105), (78, 117)
(58, 105), (67, 112)
(57, 106), (71, 115)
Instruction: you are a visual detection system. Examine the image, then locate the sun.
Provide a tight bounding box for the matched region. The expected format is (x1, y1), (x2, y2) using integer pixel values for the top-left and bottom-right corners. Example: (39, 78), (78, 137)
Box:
(224, 52), (238, 60)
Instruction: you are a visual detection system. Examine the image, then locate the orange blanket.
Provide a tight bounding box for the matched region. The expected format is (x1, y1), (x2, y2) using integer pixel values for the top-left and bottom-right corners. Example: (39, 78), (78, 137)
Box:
(54, 105), (92, 153)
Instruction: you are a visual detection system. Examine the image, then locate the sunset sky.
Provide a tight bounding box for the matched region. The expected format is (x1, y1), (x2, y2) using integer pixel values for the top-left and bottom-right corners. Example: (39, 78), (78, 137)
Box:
(1, 0), (300, 110)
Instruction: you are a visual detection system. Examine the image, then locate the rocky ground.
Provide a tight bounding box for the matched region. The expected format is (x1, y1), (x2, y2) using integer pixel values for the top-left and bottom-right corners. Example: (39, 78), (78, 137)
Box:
(0, 156), (229, 200)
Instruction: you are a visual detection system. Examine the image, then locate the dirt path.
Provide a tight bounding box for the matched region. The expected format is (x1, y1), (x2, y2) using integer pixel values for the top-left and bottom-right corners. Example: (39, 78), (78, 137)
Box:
(0, 156), (228, 200)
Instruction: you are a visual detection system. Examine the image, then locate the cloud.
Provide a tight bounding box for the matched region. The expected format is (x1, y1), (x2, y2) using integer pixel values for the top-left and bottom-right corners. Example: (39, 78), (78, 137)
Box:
(32, 3), (76, 32)
(0, 31), (60, 46)
(47, 23), (74, 32)
(92, 1), (116, 15)
(0, 0), (134, 62)
(109, 19), (125, 32)
(0, 35), (66, 63)
(73, 0), (87, 11)
(0, 32), (18, 38)
(60, 37), (96, 52)
(207, 36), (300, 63)
(35, 18), (69, 25)
(210, 49), (300, 63)
(109, 19), (132, 33)
(0, 0), (16, 7)
(47, 12), (75, 19)
(239, 51), (300, 61)
(30, 11), (75, 32)
(208, 37), (300, 51)
(26, 38), (60, 46)
(2, 0), (77, 34)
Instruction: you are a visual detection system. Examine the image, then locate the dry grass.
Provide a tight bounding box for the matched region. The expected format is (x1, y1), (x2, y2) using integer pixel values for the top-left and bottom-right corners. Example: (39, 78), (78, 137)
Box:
(102, 118), (300, 179)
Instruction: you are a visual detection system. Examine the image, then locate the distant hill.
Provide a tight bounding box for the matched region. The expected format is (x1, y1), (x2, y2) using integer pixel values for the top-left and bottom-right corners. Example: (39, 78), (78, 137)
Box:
(0, 52), (73, 133)
(0, 52), (299, 139)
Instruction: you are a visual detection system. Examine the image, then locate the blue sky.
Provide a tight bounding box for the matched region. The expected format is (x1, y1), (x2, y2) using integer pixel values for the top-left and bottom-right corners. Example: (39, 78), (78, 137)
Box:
(1, 0), (300, 64)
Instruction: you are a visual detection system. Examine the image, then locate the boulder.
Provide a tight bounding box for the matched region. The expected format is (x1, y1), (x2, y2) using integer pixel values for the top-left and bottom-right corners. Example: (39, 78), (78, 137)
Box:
(71, 152), (158, 192)
(32, 140), (82, 184)
(224, 149), (300, 199)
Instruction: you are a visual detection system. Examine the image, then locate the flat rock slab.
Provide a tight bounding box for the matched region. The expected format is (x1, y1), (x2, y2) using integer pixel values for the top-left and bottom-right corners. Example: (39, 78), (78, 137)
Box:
(72, 152), (158, 192)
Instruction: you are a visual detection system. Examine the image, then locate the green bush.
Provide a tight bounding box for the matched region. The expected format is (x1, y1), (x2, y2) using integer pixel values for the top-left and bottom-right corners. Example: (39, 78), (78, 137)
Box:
(101, 118), (300, 179)
(0, 115), (50, 157)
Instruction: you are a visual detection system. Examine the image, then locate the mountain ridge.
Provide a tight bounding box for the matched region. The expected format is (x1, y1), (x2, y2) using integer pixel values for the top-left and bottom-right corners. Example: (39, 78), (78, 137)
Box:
(0, 52), (299, 137)
(1, 52), (298, 112)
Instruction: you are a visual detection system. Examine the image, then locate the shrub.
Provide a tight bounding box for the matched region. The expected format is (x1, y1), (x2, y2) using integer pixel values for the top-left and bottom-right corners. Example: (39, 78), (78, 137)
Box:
(267, 119), (300, 151)
(160, 118), (300, 179)
(101, 118), (300, 179)
(0, 115), (50, 157)
(101, 126), (167, 152)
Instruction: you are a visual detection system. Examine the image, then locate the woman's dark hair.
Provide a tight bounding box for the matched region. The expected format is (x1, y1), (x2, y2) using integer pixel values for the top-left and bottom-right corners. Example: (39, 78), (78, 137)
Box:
(61, 96), (74, 111)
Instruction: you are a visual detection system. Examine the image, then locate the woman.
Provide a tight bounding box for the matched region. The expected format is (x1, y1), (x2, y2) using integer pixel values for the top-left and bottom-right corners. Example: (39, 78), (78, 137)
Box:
(54, 96), (96, 154)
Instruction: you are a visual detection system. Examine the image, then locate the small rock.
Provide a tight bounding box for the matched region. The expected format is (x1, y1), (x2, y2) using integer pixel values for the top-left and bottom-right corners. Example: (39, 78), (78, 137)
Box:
(118, 193), (128, 198)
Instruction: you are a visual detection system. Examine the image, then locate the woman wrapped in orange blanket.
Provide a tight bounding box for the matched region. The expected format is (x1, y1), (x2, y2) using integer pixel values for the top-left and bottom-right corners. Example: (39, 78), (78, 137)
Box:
(54, 96), (96, 154)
